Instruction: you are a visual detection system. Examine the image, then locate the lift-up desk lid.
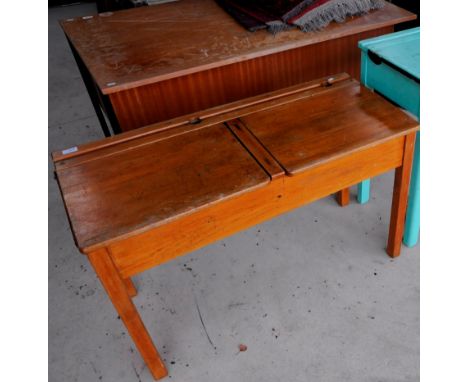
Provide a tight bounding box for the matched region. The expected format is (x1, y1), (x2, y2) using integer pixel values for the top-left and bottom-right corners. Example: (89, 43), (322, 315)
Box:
(239, 77), (417, 175)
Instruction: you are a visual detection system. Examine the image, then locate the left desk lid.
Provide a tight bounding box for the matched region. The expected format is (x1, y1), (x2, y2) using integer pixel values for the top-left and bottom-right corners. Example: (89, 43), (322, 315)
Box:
(54, 123), (270, 251)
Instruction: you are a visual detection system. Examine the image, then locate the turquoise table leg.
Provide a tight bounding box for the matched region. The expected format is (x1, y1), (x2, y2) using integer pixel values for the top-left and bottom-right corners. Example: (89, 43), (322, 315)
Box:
(357, 179), (371, 204)
(403, 132), (420, 247)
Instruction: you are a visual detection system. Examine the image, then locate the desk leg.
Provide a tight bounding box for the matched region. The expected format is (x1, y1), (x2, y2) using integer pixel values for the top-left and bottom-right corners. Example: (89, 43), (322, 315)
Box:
(336, 188), (350, 206)
(123, 277), (138, 298)
(66, 37), (113, 138)
(88, 249), (168, 380)
(403, 131), (420, 247)
(387, 133), (416, 258)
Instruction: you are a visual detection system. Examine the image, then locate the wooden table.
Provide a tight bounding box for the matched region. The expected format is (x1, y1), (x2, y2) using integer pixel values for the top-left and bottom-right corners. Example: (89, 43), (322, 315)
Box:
(53, 73), (418, 380)
(61, 0), (415, 136)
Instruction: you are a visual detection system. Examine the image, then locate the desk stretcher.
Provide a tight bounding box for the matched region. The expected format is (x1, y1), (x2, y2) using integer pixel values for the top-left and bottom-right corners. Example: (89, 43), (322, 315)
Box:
(53, 73), (418, 380)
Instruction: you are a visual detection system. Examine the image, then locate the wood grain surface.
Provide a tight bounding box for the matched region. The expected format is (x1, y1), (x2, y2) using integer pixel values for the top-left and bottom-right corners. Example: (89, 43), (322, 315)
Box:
(60, 0), (415, 94)
(52, 73), (352, 163)
(108, 27), (395, 131)
(240, 79), (417, 175)
(54, 76), (418, 255)
(55, 123), (270, 250)
(109, 136), (408, 278)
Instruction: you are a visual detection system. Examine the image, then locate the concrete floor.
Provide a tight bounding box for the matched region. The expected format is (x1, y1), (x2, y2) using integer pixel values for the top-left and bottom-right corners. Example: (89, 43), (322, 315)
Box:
(48, 4), (419, 382)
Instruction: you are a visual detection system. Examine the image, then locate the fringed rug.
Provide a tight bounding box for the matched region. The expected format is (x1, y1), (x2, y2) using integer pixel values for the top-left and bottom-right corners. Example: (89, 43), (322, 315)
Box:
(216, 0), (386, 33)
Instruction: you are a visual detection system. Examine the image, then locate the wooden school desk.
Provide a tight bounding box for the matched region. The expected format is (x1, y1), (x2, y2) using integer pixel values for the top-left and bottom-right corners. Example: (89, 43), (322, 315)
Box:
(53, 74), (419, 380)
(60, 0), (415, 136)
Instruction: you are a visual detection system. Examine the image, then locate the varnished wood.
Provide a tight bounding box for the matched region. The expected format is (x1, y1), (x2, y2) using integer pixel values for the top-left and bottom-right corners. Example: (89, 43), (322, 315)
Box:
(61, 0), (414, 133)
(54, 76), (419, 379)
(55, 124), (269, 250)
(238, 81), (417, 175)
(386, 132), (416, 257)
(226, 119), (284, 180)
(109, 136), (407, 278)
(123, 277), (137, 297)
(60, 0), (414, 94)
(54, 77), (418, 252)
(108, 27), (394, 131)
(53, 73), (351, 163)
(87, 249), (167, 380)
(336, 189), (350, 207)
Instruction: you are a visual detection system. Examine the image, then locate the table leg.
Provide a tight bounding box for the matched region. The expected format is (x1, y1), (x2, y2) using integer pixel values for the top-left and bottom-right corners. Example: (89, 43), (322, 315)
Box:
(66, 37), (113, 138)
(357, 179), (371, 204)
(403, 131), (420, 247)
(123, 277), (138, 298)
(336, 188), (350, 206)
(88, 249), (168, 380)
(386, 133), (416, 257)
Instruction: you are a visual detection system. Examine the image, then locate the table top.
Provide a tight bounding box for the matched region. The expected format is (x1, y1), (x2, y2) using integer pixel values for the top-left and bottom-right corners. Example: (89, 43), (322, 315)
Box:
(54, 74), (418, 252)
(359, 27), (420, 79)
(61, 0), (415, 94)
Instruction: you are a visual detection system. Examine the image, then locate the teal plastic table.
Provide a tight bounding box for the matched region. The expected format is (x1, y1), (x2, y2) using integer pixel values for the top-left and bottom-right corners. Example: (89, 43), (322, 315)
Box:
(357, 27), (420, 247)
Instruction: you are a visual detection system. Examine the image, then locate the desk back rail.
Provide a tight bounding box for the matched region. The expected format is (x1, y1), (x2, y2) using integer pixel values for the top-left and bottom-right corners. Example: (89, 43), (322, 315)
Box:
(53, 73), (351, 163)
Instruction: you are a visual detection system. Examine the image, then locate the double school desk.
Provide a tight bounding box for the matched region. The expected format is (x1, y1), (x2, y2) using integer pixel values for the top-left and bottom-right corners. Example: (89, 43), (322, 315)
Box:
(54, 74), (419, 379)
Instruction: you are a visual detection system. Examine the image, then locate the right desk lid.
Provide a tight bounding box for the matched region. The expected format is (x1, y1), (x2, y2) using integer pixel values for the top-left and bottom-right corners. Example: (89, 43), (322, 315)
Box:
(238, 78), (419, 176)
